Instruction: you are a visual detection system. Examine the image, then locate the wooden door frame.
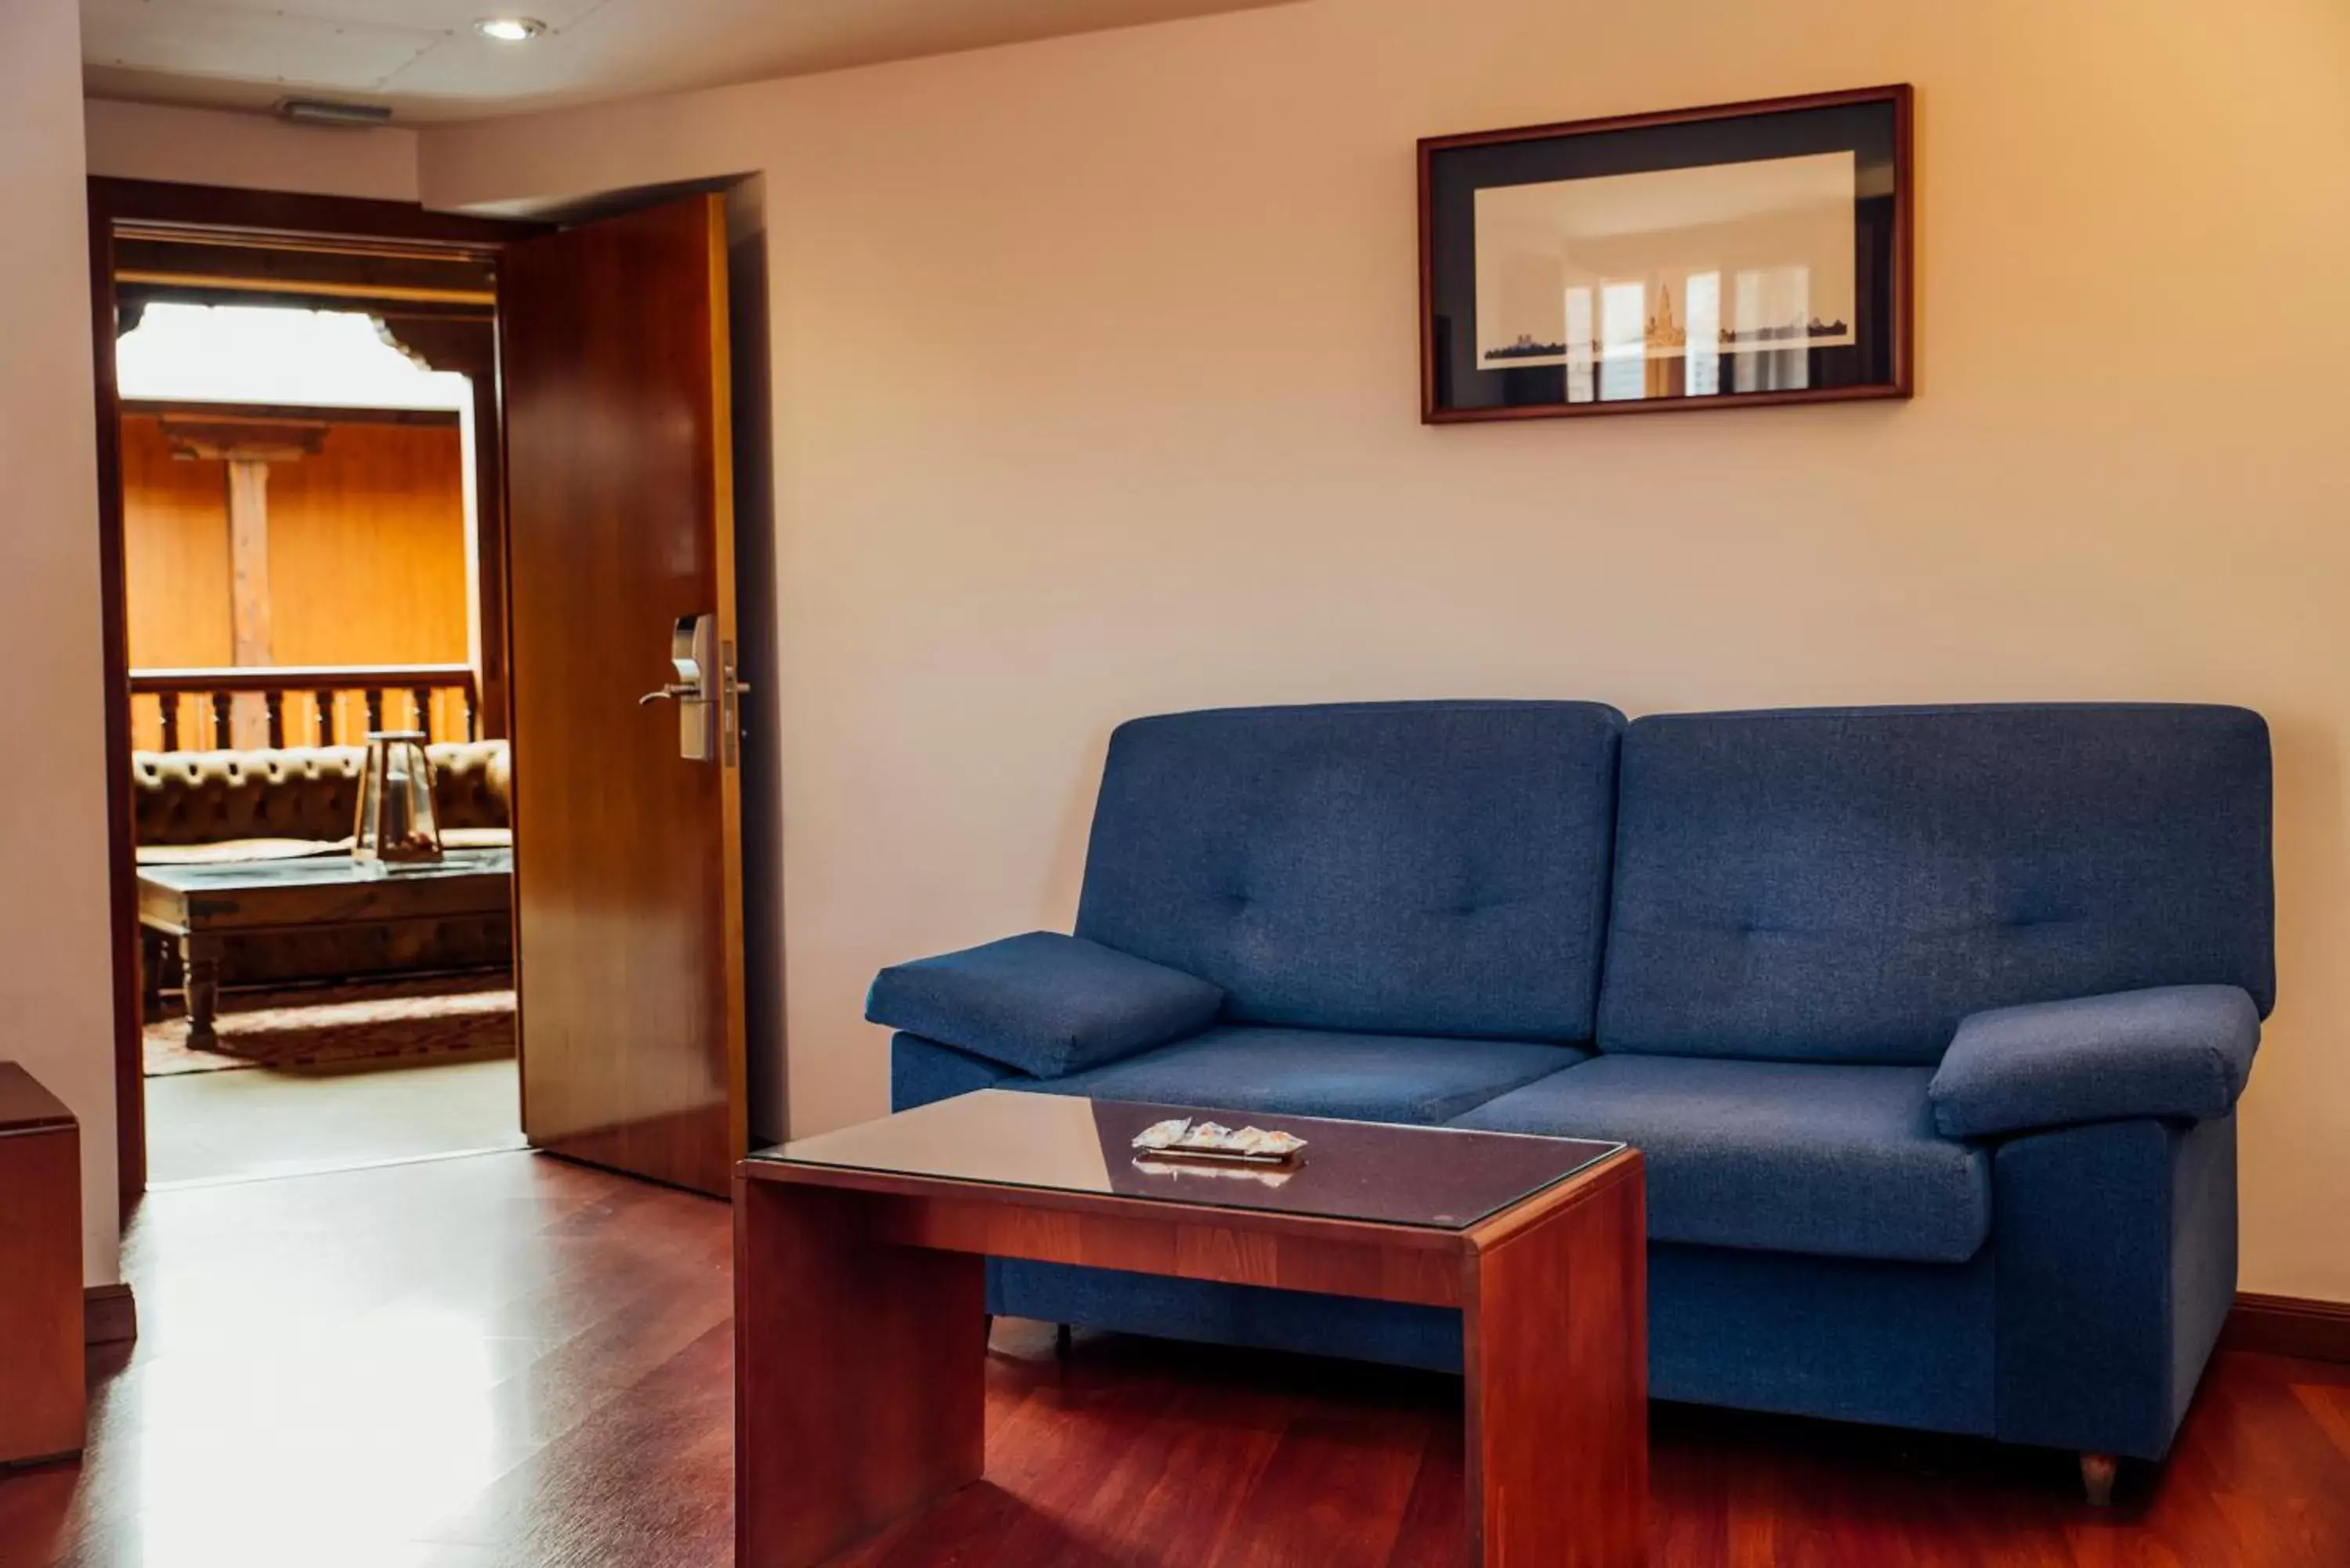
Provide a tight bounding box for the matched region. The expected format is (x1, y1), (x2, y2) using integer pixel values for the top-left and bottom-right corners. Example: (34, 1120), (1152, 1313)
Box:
(86, 179), (545, 1211)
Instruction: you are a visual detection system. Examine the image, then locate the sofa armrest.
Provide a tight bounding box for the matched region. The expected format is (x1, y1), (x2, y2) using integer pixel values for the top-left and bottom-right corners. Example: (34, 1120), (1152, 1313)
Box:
(1929, 985), (2258, 1140)
(866, 931), (1223, 1079)
(1992, 1114), (2238, 1459)
(891, 1032), (1025, 1111)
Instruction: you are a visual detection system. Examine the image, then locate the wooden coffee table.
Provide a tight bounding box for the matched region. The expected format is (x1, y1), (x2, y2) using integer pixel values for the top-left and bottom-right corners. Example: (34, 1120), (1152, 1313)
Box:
(136, 849), (513, 1050)
(736, 1089), (1647, 1567)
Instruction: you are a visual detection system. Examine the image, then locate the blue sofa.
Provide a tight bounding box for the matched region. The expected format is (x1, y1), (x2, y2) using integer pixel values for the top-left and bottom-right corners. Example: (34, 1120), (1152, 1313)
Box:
(870, 701), (2272, 1476)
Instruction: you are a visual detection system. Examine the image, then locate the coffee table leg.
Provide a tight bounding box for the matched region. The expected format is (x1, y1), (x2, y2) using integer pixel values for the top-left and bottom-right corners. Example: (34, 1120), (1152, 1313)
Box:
(1463, 1154), (1647, 1568)
(181, 935), (222, 1052)
(736, 1175), (986, 1568)
(140, 929), (164, 1024)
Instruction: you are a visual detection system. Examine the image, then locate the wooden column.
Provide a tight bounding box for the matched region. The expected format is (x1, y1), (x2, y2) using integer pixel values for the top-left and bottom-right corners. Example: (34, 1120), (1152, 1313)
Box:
(226, 457), (273, 666)
(161, 415), (326, 749)
(226, 457), (273, 746)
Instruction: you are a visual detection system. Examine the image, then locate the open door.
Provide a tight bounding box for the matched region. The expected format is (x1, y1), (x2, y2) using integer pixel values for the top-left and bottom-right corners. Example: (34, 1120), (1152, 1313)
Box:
(500, 193), (749, 1196)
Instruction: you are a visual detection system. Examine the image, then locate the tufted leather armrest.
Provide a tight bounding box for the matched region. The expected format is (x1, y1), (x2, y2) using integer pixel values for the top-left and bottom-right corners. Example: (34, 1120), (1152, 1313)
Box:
(132, 740), (511, 847)
(428, 741), (511, 833)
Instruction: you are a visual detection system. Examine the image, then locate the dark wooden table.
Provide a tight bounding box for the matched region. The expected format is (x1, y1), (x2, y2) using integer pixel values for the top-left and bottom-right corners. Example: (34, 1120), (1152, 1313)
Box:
(736, 1089), (1647, 1568)
(136, 848), (512, 1049)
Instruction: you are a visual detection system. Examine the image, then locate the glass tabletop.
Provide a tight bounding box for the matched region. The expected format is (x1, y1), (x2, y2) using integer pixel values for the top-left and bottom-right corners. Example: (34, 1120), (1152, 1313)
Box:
(749, 1089), (1622, 1232)
(137, 847), (513, 891)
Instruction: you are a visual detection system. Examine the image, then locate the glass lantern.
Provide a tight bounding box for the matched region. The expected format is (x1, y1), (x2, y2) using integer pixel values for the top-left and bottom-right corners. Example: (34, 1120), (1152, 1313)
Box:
(353, 730), (443, 873)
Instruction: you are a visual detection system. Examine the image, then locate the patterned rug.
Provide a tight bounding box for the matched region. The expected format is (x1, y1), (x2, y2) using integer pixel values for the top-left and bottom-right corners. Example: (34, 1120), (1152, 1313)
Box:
(144, 973), (516, 1077)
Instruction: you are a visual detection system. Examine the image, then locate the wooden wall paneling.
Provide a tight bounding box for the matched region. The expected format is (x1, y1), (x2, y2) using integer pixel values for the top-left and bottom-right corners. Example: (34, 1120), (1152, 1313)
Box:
(266, 419), (472, 676)
(119, 414), (231, 750)
(118, 414), (232, 666)
(122, 409), (474, 749)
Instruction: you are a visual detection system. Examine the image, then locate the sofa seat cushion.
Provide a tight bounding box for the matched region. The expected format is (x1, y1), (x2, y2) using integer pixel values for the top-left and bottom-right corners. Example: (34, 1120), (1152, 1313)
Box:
(1033, 1025), (1588, 1126)
(1454, 1055), (1990, 1263)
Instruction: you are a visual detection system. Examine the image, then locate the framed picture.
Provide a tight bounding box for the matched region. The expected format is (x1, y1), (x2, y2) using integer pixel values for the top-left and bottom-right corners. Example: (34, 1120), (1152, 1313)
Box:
(1419, 85), (1912, 423)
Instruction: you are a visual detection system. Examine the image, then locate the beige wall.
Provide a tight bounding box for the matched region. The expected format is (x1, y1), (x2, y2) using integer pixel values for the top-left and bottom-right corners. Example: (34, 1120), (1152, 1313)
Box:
(4, 0), (121, 1284)
(418, 0), (2350, 1300)
(85, 98), (421, 201)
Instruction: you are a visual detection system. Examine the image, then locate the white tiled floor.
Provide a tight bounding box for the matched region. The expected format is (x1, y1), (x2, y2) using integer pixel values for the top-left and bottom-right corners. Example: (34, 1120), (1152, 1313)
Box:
(145, 1056), (526, 1186)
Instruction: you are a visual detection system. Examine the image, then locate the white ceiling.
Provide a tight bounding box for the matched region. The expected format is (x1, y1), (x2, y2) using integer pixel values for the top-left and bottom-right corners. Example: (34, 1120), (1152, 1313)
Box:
(81, 0), (1292, 124)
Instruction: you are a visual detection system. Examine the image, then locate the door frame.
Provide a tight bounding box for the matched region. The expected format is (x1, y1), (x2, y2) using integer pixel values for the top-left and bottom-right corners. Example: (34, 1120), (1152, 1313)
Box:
(85, 179), (545, 1210)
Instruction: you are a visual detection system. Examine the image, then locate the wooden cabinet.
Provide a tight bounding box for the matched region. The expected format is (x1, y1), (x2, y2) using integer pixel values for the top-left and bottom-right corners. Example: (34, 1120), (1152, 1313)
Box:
(0, 1063), (83, 1468)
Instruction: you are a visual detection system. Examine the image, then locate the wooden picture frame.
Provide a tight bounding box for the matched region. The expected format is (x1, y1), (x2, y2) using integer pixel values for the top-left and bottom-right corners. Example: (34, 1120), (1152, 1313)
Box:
(1419, 85), (1913, 423)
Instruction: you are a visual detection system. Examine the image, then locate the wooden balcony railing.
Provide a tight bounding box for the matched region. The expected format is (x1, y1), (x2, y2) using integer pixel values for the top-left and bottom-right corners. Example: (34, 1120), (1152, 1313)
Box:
(131, 663), (480, 752)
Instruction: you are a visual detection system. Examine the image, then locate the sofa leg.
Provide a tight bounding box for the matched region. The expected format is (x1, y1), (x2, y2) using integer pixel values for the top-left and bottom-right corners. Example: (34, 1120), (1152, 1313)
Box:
(2080, 1451), (2120, 1507)
(1054, 1322), (1073, 1360)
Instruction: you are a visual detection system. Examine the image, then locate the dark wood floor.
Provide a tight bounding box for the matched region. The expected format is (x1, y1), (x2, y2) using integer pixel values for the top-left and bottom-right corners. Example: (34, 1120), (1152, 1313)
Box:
(3, 1150), (2345, 1566)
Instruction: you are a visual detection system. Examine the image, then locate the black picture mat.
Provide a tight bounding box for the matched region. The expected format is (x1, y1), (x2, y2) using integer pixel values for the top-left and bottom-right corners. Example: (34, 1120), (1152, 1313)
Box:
(1423, 91), (1908, 420)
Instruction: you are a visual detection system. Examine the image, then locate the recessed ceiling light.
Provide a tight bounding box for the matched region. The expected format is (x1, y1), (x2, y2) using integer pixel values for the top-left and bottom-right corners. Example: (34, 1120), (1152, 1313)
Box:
(475, 17), (546, 42)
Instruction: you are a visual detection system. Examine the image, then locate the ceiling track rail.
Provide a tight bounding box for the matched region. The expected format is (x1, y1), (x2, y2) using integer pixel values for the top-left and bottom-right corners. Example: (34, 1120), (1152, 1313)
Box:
(114, 269), (498, 307)
(111, 222), (507, 266)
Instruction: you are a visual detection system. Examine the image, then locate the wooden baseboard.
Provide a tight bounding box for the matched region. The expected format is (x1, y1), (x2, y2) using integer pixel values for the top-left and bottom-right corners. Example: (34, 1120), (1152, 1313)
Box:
(2223, 1291), (2350, 1364)
(64, 1284), (2346, 1361)
(84, 1284), (136, 1347)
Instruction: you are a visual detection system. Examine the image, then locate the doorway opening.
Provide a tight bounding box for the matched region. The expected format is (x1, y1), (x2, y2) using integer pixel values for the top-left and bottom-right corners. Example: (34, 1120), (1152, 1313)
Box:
(118, 299), (522, 1184)
(96, 205), (528, 1187)
(89, 177), (768, 1211)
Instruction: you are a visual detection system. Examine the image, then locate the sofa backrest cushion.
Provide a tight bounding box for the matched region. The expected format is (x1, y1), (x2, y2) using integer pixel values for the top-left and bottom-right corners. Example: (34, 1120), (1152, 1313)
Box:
(1597, 704), (2274, 1065)
(1074, 700), (1625, 1042)
(132, 740), (512, 846)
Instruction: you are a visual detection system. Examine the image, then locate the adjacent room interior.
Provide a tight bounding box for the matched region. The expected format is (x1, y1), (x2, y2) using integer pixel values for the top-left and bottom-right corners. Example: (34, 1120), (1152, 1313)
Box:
(116, 294), (522, 1184)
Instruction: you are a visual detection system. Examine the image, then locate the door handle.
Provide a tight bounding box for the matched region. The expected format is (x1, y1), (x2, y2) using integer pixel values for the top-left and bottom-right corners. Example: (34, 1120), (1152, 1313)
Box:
(643, 612), (742, 764)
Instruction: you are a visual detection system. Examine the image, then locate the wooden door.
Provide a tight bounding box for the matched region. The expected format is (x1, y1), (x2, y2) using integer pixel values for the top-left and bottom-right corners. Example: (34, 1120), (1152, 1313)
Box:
(500, 194), (748, 1196)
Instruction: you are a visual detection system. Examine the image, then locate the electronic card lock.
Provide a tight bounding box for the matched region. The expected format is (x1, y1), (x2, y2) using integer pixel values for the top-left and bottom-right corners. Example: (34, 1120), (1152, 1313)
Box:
(638, 612), (747, 764)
